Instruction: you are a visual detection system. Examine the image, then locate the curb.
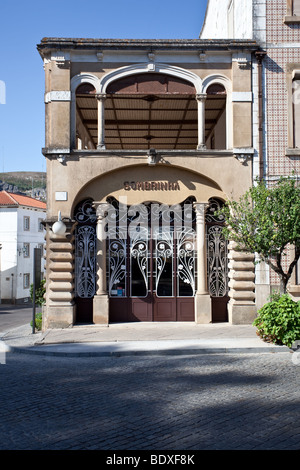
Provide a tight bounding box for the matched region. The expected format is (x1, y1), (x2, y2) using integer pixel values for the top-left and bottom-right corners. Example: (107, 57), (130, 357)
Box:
(5, 342), (291, 357)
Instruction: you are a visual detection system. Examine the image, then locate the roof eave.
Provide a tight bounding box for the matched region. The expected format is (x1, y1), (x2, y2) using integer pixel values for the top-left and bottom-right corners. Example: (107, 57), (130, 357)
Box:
(37, 37), (259, 58)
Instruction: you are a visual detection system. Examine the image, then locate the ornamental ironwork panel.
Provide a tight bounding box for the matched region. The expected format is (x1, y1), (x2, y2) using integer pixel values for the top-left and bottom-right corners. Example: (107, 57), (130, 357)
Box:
(108, 238), (127, 297)
(74, 199), (97, 299)
(206, 198), (228, 298)
(155, 231), (174, 297)
(75, 225), (97, 298)
(177, 228), (196, 297)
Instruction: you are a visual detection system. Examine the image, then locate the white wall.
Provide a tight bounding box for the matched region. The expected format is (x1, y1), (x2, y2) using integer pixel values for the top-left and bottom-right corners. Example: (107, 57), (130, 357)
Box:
(0, 208), (18, 301)
(200, 0), (253, 40)
(0, 206), (46, 303)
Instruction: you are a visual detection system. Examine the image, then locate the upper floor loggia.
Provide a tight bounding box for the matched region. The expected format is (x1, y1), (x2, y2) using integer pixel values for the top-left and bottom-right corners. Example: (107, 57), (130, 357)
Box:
(37, 38), (259, 158)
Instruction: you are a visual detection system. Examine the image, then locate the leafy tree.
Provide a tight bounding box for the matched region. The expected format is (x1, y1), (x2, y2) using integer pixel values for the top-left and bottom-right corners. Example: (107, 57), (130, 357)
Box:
(219, 176), (300, 293)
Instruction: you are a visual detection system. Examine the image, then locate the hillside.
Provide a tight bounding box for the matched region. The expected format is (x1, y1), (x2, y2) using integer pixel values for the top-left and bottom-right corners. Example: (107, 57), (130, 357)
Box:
(0, 171), (46, 200)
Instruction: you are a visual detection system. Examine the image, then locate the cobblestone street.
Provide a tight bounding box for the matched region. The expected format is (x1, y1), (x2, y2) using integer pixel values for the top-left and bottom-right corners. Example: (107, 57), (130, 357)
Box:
(0, 351), (299, 451)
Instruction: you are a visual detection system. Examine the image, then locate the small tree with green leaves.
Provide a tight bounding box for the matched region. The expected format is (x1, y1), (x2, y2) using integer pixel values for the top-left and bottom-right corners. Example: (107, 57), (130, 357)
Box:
(219, 176), (300, 294)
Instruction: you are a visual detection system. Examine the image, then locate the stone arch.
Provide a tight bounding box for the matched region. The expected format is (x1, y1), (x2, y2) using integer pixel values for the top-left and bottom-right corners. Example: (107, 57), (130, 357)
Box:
(70, 73), (101, 149)
(99, 63), (203, 94)
(71, 164), (226, 213)
(202, 74), (233, 149)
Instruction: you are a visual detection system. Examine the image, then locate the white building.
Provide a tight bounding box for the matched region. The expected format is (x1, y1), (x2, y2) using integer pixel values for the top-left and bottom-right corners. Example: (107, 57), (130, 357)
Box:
(0, 191), (46, 304)
(200, 0), (300, 305)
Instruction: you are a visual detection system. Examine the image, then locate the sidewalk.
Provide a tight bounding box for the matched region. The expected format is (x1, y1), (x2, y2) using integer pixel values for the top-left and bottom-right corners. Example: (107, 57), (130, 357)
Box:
(0, 321), (291, 357)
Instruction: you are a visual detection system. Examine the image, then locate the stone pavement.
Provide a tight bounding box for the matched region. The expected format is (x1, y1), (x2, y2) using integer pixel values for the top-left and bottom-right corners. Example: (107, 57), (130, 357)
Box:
(0, 321), (291, 357)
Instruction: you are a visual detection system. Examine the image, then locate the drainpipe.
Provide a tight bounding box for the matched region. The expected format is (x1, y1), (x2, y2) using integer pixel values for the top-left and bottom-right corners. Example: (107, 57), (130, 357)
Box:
(255, 51), (267, 181)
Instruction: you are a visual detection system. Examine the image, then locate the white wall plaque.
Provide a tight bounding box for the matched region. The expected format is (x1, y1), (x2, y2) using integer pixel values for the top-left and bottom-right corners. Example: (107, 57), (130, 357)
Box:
(55, 192), (68, 201)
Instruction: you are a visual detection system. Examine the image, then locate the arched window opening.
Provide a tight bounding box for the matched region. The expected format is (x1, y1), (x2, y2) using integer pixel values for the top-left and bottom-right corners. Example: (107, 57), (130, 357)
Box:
(205, 84), (227, 150)
(105, 73), (197, 150)
(75, 83), (97, 150)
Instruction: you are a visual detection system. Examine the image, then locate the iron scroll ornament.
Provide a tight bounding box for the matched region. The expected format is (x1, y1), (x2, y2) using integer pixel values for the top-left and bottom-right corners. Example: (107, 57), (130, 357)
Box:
(74, 200), (97, 299)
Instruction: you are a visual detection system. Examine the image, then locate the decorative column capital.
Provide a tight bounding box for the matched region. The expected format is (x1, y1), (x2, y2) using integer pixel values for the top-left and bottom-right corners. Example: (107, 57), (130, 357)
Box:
(95, 93), (107, 101)
(193, 202), (209, 221)
(196, 93), (207, 102)
(93, 202), (111, 221)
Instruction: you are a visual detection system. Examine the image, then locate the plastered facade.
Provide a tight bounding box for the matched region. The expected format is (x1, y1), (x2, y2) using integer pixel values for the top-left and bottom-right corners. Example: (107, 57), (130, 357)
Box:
(38, 38), (260, 328)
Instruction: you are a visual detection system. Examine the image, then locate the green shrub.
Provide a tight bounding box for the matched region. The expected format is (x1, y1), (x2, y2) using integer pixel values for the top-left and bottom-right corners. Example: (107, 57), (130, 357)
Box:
(29, 280), (45, 331)
(253, 294), (300, 347)
(30, 312), (43, 331)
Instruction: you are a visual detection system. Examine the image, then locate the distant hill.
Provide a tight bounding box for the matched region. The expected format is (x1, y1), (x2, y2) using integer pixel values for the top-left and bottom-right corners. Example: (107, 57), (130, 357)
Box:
(0, 172), (46, 200)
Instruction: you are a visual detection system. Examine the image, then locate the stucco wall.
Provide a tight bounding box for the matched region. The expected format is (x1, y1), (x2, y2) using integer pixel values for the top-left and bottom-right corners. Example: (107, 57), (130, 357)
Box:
(200, 0), (253, 40)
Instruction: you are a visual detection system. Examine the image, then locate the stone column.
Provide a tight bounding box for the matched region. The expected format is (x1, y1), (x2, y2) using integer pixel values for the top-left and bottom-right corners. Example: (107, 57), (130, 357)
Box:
(196, 93), (207, 150)
(96, 93), (106, 150)
(43, 220), (76, 329)
(227, 241), (257, 324)
(93, 203), (109, 324)
(193, 202), (211, 323)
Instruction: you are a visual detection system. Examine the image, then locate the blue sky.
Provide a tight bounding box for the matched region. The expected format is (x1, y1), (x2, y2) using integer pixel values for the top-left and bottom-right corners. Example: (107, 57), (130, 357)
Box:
(0, 0), (208, 174)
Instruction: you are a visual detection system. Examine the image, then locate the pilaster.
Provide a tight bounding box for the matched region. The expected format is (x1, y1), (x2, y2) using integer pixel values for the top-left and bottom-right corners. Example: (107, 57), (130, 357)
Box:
(227, 241), (257, 324)
(194, 202), (211, 323)
(93, 203), (110, 324)
(43, 220), (76, 329)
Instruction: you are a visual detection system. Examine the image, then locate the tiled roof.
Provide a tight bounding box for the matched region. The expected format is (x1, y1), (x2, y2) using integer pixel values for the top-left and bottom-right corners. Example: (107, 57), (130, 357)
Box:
(0, 191), (46, 209)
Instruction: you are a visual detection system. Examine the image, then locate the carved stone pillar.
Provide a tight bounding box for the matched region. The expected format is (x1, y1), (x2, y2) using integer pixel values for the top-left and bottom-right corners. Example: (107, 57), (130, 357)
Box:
(196, 93), (207, 150)
(227, 241), (257, 324)
(93, 203), (110, 324)
(96, 93), (106, 150)
(43, 220), (76, 329)
(193, 202), (211, 323)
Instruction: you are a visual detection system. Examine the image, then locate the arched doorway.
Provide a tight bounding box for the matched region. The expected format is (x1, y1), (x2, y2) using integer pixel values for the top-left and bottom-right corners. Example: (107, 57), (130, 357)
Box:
(107, 197), (196, 322)
(73, 165), (228, 324)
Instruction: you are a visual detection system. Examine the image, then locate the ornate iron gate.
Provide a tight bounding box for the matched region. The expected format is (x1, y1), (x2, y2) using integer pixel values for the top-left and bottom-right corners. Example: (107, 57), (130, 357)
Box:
(205, 198), (229, 322)
(74, 199), (97, 322)
(107, 198), (196, 322)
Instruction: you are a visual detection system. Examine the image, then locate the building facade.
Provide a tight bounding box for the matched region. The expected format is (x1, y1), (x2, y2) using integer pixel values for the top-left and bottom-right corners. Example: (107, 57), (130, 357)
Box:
(37, 35), (262, 329)
(201, 0), (300, 306)
(0, 191), (46, 304)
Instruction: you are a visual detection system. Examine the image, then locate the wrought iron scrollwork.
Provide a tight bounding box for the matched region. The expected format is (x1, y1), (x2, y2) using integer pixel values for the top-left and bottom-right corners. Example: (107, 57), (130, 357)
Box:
(108, 238), (126, 297)
(155, 232), (173, 296)
(74, 199), (97, 298)
(206, 198), (228, 298)
(205, 198), (225, 224)
(177, 228), (196, 297)
(75, 225), (96, 298)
